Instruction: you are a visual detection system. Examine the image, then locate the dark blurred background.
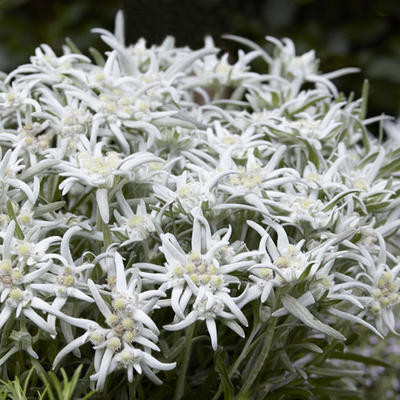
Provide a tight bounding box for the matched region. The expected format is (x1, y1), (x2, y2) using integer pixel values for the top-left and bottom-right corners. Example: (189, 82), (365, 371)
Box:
(1, 0), (400, 118)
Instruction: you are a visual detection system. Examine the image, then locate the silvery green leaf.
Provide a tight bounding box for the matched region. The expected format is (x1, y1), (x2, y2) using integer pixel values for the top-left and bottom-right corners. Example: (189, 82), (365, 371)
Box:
(33, 201), (66, 218)
(328, 308), (383, 338)
(281, 294), (345, 341)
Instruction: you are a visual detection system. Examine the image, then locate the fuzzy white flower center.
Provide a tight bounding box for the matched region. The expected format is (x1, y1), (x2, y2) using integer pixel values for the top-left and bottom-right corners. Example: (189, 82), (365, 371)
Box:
(372, 271), (400, 312)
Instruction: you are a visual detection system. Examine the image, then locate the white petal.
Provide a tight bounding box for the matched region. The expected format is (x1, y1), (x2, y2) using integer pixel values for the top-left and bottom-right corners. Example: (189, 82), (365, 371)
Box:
(0, 307), (12, 330)
(68, 288), (94, 303)
(120, 154), (161, 171)
(261, 282), (273, 303)
(184, 274), (199, 296)
(328, 308), (383, 338)
(94, 348), (104, 372)
(61, 226), (81, 264)
(48, 297), (67, 330)
(60, 319), (81, 357)
(53, 332), (90, 368)
(382, 309), (397, 335)
(206, 319), (218, 350)
(133, 309), (159, 334)
(95, 347), (114, 390)
(163, 311), (198, 331)
(135, 336), (160, 352)
(206, 291), (215, 311)
(127, 366), (134, 382)
(1, 288), (10, 303)
(142, 352), (176, 371)
(219, 293), (248, 326)
(22, 262), (52, 283)
(7, 178), (36, 203)
(142, 364), (163, 385)
(191, 218), (202, 254)
(96, 188), (110, 223)
(87, 279), (112, 318)
(3, 220), (15, 260)
(23, 308), (55, 335)
(114, 252), (127, 292)
(29, 283), (56, 293)
(224, 320), (245, 337)
(0, 347), (18, 366)
(31, 297), (95, 330)
(133, 362), (142, 374)
(109, 123), (129, 154)
(237, 285), (261, 308)
(159, 234), (186, 264)
(179, 286), (192, 313)
(171, 286), (184, 318)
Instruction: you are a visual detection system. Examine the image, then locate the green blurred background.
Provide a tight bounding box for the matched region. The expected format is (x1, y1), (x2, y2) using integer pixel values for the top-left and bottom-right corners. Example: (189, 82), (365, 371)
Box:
(1, 0), (400, 118)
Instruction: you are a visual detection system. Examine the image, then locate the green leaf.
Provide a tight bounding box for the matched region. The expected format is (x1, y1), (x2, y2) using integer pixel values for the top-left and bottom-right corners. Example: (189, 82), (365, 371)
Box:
(58, 365), (83, 400)
(281, 295), (346, 341)
(313, 386), (363, 398)
(69, 188), (94, 213)
(81, 391), (97, 400)
(33, 201), (66, 218)
(215, 351), (234, 400)
(65, 37), (82, 54)
(89, 47), (105, 66)
(301, 342), (323, 354)
(99, 216), (112, 249)
(22, 367), (35, 395)
(302, 139), (320, 168)
(6, 200), (24, 240)
(358, 119), (370, 154)
(48, 371), (63, 399)
(267, 387), (313, 399)
(290, 96), (328, 116)
(366, 201), (391, 213)
(308, 367), (364, 377)
(360, 79), (369, 120)
(330, 351), (392, 368)
(322, 190), (359, 211)
(377, 158), (400, 179)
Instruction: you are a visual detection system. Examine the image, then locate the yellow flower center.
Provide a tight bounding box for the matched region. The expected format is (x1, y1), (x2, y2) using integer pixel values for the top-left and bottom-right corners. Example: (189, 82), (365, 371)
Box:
(107, 337), (121, 350)
(10, 288), (22, 301)
(0, 261), (12, 273)
(128, 215), (143, 228)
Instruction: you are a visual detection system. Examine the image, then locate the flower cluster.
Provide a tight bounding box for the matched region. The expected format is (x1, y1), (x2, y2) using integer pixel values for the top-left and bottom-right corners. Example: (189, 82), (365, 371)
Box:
(0, 11), (399, 394)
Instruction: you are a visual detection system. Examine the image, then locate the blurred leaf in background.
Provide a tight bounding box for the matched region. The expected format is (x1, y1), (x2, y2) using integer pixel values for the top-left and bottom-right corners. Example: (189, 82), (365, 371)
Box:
(0, 0), (122, 71)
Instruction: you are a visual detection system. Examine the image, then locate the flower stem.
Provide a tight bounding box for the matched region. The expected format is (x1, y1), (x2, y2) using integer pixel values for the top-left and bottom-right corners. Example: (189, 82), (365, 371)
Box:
(237, 317), (277, 397)
(212, 323), (260, 400)
(174, 322), (196, 400)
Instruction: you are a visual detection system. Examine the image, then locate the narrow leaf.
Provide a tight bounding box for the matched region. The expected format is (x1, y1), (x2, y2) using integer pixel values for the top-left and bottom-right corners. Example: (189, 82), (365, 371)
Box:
(281, 295), (345, 341)
(33, 201), (66, 218)
(6, 200), (24, 240)
(215, 351), (234, 400)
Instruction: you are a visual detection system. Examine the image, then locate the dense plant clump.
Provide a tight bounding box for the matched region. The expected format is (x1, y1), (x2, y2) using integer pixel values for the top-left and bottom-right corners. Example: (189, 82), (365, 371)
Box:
(0, 10), (399, 399)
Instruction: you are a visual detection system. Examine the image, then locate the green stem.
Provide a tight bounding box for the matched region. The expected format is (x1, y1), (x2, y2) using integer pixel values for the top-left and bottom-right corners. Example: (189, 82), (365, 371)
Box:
(212, 323), (260, 400)
(237, 317), (277, 397)
(174, 322), (196, 400)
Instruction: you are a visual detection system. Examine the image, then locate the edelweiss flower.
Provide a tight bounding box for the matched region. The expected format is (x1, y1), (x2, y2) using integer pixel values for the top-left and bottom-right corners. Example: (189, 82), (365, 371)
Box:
(219, 146), (298, 197)
(113, 193), (156, 246)
(53, 252), (172, 390)
(0, 221), (57, 335)
(139, 208), (253, 349)
(58, 136), (161, 222)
